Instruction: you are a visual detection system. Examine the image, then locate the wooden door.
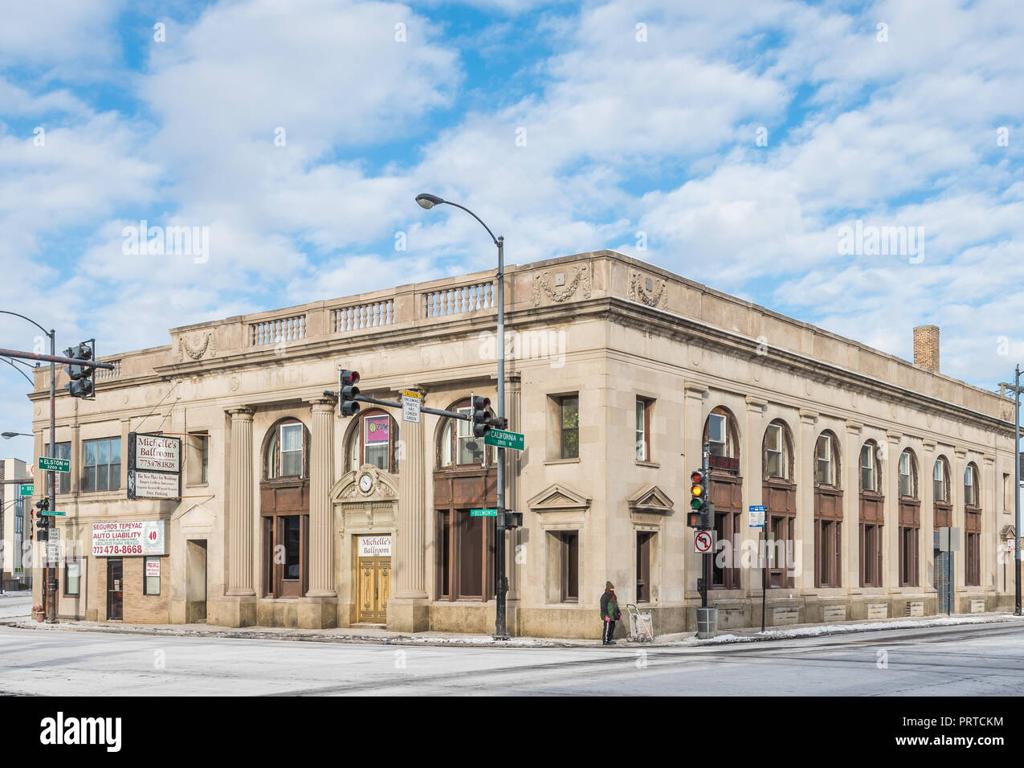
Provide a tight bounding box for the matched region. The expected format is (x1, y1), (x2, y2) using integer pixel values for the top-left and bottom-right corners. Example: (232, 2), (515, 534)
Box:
(356, 557), (391, 623)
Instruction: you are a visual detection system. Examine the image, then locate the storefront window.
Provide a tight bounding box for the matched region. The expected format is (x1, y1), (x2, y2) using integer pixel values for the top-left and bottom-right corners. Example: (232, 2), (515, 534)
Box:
(144, 556), (160, 595)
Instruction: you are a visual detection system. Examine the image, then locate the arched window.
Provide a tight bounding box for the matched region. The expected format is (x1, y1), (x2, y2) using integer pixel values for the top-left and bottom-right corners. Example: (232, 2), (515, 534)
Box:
(814, 431), (840, 488)
(439, 398), (492, 468)
(964, 463), (980, 507)
(898, 449), (918, 499)
(859, 440), (882, 493)
(345, 410), (400, 473)
(933, 457), (950, 503)
(814, 430), (842, 588)
(704, 406), (739, 464)
(762, 419), (794, 481)
(265, 419), (308, 480)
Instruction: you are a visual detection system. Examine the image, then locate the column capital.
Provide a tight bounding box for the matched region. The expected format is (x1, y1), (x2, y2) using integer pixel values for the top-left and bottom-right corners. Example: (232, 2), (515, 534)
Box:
(307, 397), (336, 412)
(844, 420), (863, 435)
(885, 430), (903, 444)
(684, 384), (708, 400)
(745, 395), (767, 412)
(227, 407), (255, 420)
(798, 409), (818, 425)
(923, 439), (937, 451)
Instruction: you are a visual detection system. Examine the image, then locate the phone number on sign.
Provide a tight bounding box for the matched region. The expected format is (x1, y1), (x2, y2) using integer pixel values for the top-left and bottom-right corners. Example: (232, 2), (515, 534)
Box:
(92, 544), (145, 555)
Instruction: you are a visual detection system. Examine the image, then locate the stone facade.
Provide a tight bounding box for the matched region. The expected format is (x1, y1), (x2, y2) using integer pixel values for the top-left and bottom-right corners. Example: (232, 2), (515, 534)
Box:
(28, 250), (1019, 638)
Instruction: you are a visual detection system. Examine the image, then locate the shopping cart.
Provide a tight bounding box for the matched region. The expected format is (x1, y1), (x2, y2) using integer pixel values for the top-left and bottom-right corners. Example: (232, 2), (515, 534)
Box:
(626, 603), (654, 642)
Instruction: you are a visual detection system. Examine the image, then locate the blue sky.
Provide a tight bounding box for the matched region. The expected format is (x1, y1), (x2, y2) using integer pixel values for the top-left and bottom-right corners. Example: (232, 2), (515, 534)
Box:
(1, 0), (1023, 461)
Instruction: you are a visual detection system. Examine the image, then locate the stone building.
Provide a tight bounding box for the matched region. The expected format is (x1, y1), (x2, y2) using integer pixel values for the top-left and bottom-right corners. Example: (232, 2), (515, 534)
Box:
(29, 250), (1019, 636)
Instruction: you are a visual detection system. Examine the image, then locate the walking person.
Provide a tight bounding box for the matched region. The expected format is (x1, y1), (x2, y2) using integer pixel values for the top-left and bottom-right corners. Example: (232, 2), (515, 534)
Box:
(600, 581), (621, 645)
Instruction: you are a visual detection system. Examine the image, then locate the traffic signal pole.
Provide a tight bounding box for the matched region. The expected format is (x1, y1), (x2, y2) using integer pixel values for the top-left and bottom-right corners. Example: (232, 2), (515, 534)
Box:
(0, 344), (113, 623)
(495, 236), (509, 640)
(701, 444), (710, 610)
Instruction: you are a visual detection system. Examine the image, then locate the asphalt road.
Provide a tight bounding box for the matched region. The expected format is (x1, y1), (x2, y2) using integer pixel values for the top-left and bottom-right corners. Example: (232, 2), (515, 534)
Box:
(1, 614), (1022, 696)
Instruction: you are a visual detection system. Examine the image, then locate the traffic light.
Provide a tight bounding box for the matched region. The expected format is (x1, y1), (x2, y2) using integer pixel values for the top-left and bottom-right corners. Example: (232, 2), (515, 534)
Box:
(339, 369), (361, 416)
(688, 470), (705, 528)
(34, 498), (49, 541)
(471, 395), (491, 438)
(65, 339), (96, 399)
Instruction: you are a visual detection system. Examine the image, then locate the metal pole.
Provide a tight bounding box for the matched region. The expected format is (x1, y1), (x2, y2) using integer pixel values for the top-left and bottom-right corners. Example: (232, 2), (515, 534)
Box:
(761, 527), (767, 633)
(46, 330), (56, 623)
(1015, 364), (1021, 616)
(495, 236), (508, 639)
(700, 444), (709, 610)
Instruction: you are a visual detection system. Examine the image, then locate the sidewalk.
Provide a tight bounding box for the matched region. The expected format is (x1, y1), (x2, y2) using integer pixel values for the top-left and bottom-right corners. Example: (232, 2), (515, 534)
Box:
(4, 607), (1021, 649)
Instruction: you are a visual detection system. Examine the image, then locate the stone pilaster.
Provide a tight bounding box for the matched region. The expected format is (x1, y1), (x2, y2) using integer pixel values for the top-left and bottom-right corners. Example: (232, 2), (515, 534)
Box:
(743, 396), (767, 600)
(388, 387), (429, 632)
(885, 432), (902, 595)
(506, 375), (522, 632)
(299, 398), (338, 628)
(220, 407), (256, 627)
(843, 421), (862, 593)
(798, 410), (818, 591)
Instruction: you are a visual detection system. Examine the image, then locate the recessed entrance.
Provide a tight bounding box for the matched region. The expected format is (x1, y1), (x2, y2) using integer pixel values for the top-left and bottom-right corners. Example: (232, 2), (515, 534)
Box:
(186, 539), (208, 623)
(107, 558), (124, 620)
(355, 535), (391, 624)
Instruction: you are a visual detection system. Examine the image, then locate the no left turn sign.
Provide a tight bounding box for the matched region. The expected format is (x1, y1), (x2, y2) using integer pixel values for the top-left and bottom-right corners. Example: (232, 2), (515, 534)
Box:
(694, 530), (714, 554)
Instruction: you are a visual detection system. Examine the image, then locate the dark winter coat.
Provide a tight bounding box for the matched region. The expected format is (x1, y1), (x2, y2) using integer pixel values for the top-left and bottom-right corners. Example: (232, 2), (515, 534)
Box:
(600, 590), (621, 620)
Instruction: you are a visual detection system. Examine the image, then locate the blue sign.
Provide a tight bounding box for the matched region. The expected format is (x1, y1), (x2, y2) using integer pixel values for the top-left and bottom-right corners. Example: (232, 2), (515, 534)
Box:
(748, 504), (766, 528)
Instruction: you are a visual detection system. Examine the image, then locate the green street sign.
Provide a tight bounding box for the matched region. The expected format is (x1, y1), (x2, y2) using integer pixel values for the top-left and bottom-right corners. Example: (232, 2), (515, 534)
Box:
(470, 508), (497, 517)
(38, 456), (71, 474)
(40, 510), (66, 517)
(18, 484), (34, 497)
(484, 428), (525, 451)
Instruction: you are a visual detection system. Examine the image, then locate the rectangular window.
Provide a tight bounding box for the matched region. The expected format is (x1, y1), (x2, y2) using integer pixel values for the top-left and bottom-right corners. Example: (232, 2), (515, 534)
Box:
(964, 468), (977, 506)
(899, 527), (919, 587)
(966, 532), (980, 586)
(437, 509), (495, 601)
(708, 413), (727, 457)
(559, 396), (579, 459)
(82, 437), (121, 493)
(363, 415), (390, 469)
(64, 558), (81, 596)
(636, 531), (654, 602)
(187, 432), (209, 486)
(815, 519), (841, 588)
(860, 445), (876, 492)
(43, 442), (72, 495)
(635, 398), (650, 462)
(283, 515), (301, 581)
(860, 523), (883, 587)
(144, 556), (161, 595)
(559, 531), (579, 602)
(280, 423), (303, 477)
(815, 435), (833, 486)
(712, 510), (740, 588)
(765, 423), (783, 478)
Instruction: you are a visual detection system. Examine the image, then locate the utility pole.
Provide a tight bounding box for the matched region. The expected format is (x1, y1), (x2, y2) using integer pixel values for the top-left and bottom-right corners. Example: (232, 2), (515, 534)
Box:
(999, 368), (1022, 616)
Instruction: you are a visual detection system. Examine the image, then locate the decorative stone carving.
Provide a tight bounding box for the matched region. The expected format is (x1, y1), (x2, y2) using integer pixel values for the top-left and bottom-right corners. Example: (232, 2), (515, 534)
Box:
(528, 483), (591, 511)
(627, 484), (675, 514)
(533, 264), (592, 306)
(179, 331), (216, 361)
(628, 269), (668, 308)
(331, 465), (398, 503)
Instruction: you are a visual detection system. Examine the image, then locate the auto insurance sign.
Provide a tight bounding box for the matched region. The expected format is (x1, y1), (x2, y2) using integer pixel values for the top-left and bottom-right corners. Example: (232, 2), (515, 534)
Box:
(91, 520), (167, 557)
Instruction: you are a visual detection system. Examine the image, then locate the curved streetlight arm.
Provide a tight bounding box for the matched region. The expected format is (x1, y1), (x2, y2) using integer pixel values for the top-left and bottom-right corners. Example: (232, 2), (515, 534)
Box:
(437, 200), (501, 247)
(0, 310), (51, 339)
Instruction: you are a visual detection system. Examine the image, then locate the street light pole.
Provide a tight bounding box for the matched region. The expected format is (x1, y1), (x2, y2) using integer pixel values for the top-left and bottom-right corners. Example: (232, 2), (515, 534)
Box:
(0, 311), (56, 623)
(1015, 365), (1021, 616)
(416, 193), (510, 639)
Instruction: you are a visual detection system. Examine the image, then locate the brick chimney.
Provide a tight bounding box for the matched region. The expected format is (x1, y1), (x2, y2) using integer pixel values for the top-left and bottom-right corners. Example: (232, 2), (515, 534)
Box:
(913, 325), (940, 373)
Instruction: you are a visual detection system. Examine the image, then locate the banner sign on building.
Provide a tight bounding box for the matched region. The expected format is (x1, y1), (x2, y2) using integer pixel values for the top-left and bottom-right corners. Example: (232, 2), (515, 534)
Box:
(365, 415), (390, 444)
(358, 535), (392, 557)
(91, 520), (167, 557)
(127, 432), (181, 500)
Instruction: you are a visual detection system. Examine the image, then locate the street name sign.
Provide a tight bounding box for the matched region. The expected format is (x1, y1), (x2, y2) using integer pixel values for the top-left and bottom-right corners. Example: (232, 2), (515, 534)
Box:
(484, 428), (524, 451)
(470, 508), (498, 517)
(19, 484), (34, 496)
(38, 456), (70, 474)
(40, 510), (66, 517)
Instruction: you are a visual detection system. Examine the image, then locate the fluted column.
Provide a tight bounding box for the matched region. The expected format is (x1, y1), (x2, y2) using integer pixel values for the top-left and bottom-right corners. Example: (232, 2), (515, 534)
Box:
(307, 398), (336, 597)
(395, 387), (427, 599)
(227, 408), (255, 596)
